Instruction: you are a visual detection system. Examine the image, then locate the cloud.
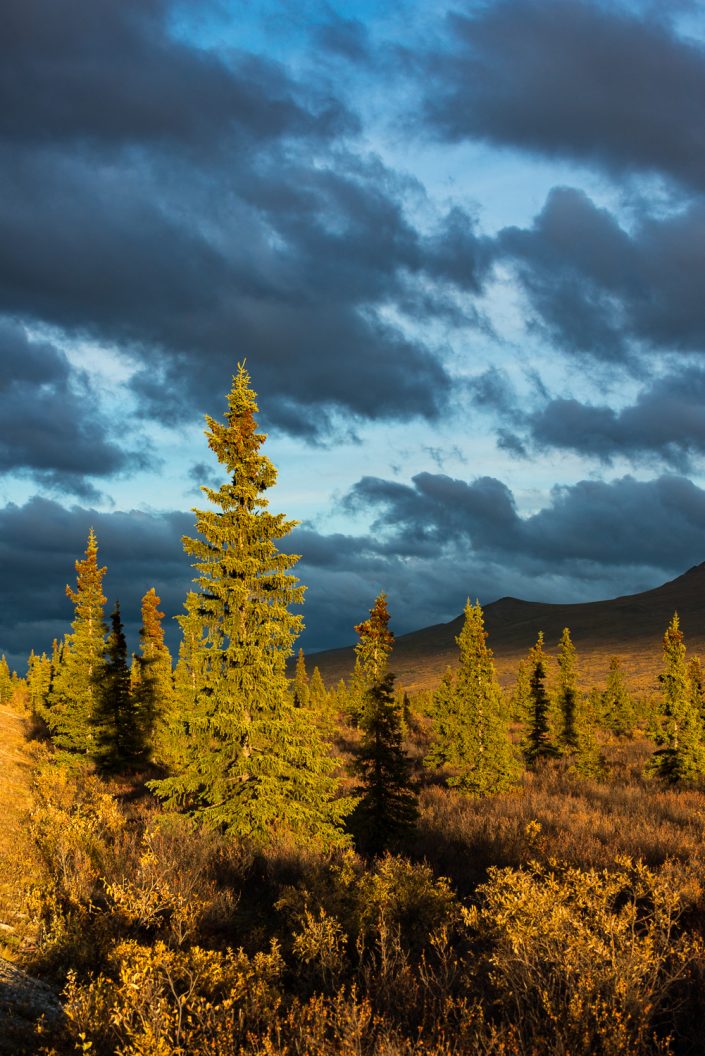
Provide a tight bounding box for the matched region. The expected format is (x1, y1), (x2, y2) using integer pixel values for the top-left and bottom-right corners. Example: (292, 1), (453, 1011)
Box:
(421, 0), (705, 190)
(0, 320), (148, 496)
(343, 469), (705, 573)
(0, 0), (493, 439)
(0, 496), (192, 670)
(5, 471), (705, 666)
(497, 187), (705, 360)
(527, 367), (705, 468)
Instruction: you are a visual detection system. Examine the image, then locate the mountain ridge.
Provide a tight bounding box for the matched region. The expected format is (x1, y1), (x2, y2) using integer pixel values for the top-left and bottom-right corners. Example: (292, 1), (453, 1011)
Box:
(307, 562), (705, 692)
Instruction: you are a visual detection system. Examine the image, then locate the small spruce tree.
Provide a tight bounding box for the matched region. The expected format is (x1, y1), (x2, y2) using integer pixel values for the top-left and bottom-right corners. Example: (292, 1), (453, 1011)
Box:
(349, 593), (394, 724)
(0, 656), (14, 706)
(48, 529), (107, 754)
(426, 600), (519, 795)
(524, 633), (558, 764)
(602, 657), (634, 737)
(292, 648), (310, 708)
(93, 602), (140, 771)
(349, 672), (418, 855)
(647, 614), (705, 784)
(134, 587), (173, 761)
(309, 666), (327, 710)
(557, 627), (579, 750)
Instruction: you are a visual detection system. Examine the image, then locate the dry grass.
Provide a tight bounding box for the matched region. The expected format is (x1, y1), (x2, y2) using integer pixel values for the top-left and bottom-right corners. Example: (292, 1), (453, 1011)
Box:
(0, 702), (42, 958)
(413, 738), (705, 892)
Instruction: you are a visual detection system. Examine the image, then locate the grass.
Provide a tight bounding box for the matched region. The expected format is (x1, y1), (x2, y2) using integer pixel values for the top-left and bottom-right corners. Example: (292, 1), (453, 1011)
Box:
(0, 702), (42, 958)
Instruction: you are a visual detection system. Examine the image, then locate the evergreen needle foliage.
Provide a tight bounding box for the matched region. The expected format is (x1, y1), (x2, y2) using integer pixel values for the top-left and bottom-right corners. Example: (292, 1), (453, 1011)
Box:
(427, 600), (519, 795)
(647, 613), (705, 784)
(134, 587), (174, 764)
(350, 672), (419, 855)
(48, 529), (107, 755)
(149, 364), (349, 844)
(93, 602), (142, 771)
(524, 632), (559, 765)
(557, 627), (579, 750)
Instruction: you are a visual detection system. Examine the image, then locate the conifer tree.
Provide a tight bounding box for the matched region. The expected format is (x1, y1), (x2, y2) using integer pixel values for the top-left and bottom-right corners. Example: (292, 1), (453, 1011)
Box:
(48, 529), (107, 754)
(134, 587), (173, 760)
(557, 627), (579, 750)
(292, 648), (310, 708)
(0, 656), (13, 706)
(93, 602), (140, 770)
(149, 364), (348, 843)
(309, 666), (327, 710)
(689, 656), (705, 728)
(426, 601), (519, 795)
(349, 672), (418, 855)
(348, 594), (394, 725)
(26, 651), (52, 724)
(509, 657), (532, 724)
(601, 657), (634, 737)
(524, 633), (558, 764)
(648, 614), (705, 784)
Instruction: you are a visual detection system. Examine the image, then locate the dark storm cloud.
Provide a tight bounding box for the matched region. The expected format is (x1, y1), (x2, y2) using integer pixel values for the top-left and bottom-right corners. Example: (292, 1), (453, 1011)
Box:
(345, 470), (705, 572)
(6, 472), (705, 666)
(2, 0), (351, 150)
(0, 320), (148, 496)
(421, 0), (705, 189)
(0, 497), (192, 669)
(0, 0), (491, 438)
(528, 367), (705, 468)
(497, 187), (705, 360)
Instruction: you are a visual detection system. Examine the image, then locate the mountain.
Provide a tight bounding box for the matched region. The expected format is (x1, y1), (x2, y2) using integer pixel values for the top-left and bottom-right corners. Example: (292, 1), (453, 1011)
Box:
(308, 562), (705, 692)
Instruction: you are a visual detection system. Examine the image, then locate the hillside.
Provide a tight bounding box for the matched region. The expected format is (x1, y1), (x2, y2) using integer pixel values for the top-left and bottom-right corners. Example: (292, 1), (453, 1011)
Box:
(309, 562), (705, 692)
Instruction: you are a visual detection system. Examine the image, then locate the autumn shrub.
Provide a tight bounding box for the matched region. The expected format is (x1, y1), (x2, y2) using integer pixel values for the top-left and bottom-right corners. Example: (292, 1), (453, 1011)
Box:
(61, 939), (284, 1056)
(465, 856), (703, 1055)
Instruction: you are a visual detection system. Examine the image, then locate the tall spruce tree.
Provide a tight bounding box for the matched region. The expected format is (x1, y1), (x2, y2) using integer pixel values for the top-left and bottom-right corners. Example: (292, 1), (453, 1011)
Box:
(648, 614), (705, 784)
(524, 633), (558, 764)
(149, 364), (348, 843)
(557, 627), (579, 750)
(426, 600), (519, 795)
(48, 529), (107, 754)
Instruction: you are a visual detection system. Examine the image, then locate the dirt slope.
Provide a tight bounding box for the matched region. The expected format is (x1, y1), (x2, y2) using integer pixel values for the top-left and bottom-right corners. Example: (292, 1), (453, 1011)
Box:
(308, 562), (705, 692)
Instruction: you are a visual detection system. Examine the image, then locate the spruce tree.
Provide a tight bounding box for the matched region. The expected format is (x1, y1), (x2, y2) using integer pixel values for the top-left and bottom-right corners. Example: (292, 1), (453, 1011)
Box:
(26, 651), (52, 725)
(309, 666), (327, 710)
(648, 614), (705, 784)
(134, 587), (173, 761)
(0, 656), (13, 706)
(602, 657), (634, 737)
(349, 672), (418, 855)
(557, 627), (578, 750)
(349, 593), (394, 725)
(149, 364), (348, 843)
(524, 633), (558, 764)
(93, 602), (140, 770)
(689, 656), (705, 728)
(48, 529), (107, 754)
(292, 648), (310, 708)
(509, 657), (532, 724)
(426, 600), (519, 795)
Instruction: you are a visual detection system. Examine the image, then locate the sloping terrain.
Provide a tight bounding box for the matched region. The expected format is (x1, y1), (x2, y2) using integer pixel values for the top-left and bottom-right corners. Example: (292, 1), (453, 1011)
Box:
(309, 562), (705, 692)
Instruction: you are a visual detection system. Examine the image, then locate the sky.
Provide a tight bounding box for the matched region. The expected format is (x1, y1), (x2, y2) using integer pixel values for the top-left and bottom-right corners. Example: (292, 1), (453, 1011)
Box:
(3, 0), (705, 669)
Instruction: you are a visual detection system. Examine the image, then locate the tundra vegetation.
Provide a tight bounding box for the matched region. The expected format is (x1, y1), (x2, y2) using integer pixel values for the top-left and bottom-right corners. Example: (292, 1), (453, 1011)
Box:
(3, 366), (705, 1054)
